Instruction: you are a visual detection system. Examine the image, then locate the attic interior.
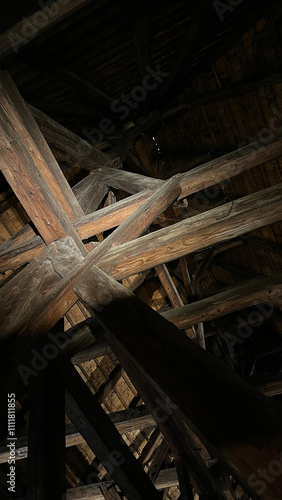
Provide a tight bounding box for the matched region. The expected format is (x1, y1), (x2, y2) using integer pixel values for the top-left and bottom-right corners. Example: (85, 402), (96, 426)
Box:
(1, 0), (282, 499)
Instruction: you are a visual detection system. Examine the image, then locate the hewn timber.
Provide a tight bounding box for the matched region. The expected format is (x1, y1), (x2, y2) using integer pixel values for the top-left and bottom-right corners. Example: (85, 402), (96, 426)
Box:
(72, 172), (108, 214)
(0, 407), (155, 464)
(0, 235), (45, 273)
(74, 264), (282, 500)
(2, 133), (282, 271)
(99, 167), (164, 194)
(162, 272), (282, 329)
(53, 351), (161, 500)
(29, 105), (113, 170)
(0, 0), (93, 58)
(98, 183), (282, 279)
(0, 74), (86, 251)
(0, 73), (84, 222)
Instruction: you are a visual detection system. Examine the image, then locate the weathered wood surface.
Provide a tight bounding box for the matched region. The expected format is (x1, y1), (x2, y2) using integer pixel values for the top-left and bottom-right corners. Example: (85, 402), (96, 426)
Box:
(98, 183), (282, 279)
(0, 74), (86, 250)
(72, 171), (108, 214)
(163, 272), (282, 328)
(3, 180), (282, 275)
(0, 234), (45, 272)
(53, 351), (161, 500)
(29, 104), (113, 171)
(99, 167), (164, 194)
(74, 264), (282, 500)
(0, 407), (155, 464)
(0, 72), (84, 222)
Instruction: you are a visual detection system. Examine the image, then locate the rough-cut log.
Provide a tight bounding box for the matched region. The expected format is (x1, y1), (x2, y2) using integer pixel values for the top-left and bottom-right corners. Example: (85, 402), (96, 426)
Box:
(29, 105), (112, 171)
(74, 264), (282, 500)
(72, 172), (108, 214)
(0, 407), (155, 464)
(0, 74), (86, 251)
(0, 0), (92, 58)
(162, 272), (282, 329)
(99, 167), (164, 194)
(27, 367), (65, 500)
(98, 183), (282, 279)
(0, 73), (84, 222)
(53, 351), (161, 500)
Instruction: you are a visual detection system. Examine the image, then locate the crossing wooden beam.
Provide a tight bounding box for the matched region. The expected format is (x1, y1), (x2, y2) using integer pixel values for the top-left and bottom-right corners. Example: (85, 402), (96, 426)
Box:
(74, 264), (282, 500)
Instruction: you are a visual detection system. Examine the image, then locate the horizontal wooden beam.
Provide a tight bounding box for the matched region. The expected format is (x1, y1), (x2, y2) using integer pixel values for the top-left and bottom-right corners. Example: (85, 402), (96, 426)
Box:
(0, 407), (155, 464)
(162, 272), (282, 329)
(98, 183), (282, 279)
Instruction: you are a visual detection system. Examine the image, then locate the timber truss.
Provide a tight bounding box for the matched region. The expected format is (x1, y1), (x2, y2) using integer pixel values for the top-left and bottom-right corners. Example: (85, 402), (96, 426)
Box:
(0, 71), (282, 500)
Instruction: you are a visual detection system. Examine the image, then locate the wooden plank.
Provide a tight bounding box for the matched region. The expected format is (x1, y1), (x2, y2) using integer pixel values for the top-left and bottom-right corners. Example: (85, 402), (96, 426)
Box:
(0, 72), (84, 222)
(0, 407), (156, 464)
(29, 105), (113, 171)
(27, 367), (65, 500)
(52, 350), (161, 500)
(0, 0), (92, 58)
(72, 172), (108, 214)
(74, 264), (282, 500)
(98, 183), (282, 279)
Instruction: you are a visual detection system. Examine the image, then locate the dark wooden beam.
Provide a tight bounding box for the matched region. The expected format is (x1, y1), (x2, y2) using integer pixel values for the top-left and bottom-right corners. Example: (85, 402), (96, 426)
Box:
(74, 264), (282, 499)
(29, 105), (113, 171)
(0, 407), (156, 464)
(52, 350), (161, 500)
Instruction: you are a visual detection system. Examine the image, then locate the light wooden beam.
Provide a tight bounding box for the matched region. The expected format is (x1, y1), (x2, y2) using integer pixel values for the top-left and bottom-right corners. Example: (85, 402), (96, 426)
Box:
(72, 172), (108, 215)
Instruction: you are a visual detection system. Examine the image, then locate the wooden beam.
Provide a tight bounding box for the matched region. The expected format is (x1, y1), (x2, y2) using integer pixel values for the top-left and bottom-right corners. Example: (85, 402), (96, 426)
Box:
(163, 272), (282, 329)
(72, 172), (108, 215)
(0, 72), (84, 222)
(98, 183), (282, 279)
(0, 73), (86, 250)
(52, 351), (161, 500)
(65, 468), (179, 499)
(27, 367), (65, 500)
(29, 105), (113, 171)
(0, 235), (45, 273)
(99, 167), (163, 194)
(0, 0), (92, 58)
(74, 264), (282, 500)
(2, 133), (282, 271)
(0, 407), (156, 464)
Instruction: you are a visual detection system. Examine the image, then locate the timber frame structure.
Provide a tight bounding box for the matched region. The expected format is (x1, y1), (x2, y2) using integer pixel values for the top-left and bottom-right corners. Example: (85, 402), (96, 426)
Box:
(1, 1), (282, 500)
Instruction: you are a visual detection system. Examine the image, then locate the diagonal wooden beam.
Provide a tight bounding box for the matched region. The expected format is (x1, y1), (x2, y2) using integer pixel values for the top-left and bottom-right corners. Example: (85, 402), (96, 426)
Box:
(52, 350), (161, 500)
(29, 104), (113, 170)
